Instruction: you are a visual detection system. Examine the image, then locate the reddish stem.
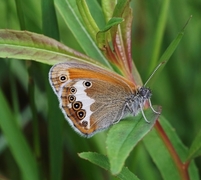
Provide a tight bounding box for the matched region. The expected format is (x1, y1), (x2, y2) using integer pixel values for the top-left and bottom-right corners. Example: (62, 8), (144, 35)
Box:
(155, 120), (190, 180)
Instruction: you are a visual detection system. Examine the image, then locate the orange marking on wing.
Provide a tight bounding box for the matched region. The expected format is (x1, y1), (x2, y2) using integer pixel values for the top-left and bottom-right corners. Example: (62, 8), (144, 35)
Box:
(68, 68), (138, 92)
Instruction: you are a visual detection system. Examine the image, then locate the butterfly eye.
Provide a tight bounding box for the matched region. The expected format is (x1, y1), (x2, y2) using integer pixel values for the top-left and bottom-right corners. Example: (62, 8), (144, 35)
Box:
(83, 81), (92, 88)
(70, 87), (77, 94)
(77, 110), (86, 120)
(59, 75), (67, 82)
(68, 95), (76, 103)
(73, 101), (82, 110)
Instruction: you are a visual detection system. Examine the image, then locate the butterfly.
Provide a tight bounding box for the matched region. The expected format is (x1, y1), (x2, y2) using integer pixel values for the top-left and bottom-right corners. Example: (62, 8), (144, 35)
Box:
(49, 60), (160, 137)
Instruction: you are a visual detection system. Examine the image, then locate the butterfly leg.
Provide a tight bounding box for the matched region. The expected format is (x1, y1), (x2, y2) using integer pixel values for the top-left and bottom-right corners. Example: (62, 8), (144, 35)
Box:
(148, 99), (160, 114)
(139, 103), (150, 123)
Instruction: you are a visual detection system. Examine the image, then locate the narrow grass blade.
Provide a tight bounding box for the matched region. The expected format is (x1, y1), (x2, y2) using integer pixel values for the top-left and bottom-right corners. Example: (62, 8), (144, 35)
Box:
(186, 129), (201, 161)
(15, 0), (26, 29)
(41, 1), (62, 179)
(146, 27), (187, 87)
(149, 0), (170, 73)
(0, 90), (39, 180)
(42, 0), (59, 40)
(147, 16), (192, 84)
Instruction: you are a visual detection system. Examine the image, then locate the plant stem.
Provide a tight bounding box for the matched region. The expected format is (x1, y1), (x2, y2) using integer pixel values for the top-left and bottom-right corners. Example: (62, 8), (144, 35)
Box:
(155, 120), (190, 180)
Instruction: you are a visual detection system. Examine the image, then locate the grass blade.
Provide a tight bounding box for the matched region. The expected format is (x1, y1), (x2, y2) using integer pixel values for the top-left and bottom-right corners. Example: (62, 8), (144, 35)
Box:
(149, 0), (170, 73)
(0, 90), (39, 180)
(186, 129), (201, 161)
(41, 0), (62, 179)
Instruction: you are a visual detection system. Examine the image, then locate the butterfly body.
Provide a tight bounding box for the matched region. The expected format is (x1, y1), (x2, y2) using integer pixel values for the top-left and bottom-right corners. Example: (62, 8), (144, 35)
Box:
(49, 61), (153, 137)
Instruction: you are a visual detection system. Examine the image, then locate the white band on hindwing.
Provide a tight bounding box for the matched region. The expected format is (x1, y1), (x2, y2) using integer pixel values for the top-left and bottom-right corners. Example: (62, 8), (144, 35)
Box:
(62, 80), (95, 129)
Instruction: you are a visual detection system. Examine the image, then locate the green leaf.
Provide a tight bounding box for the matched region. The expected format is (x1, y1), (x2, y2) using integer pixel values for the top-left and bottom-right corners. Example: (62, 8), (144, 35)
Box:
(110, 0), (130, 40)
(149, 0), (170, 72)
(55, 0), (111, 67)
(186, 129), (201, 161)
(79, 152), (140, 180)
(42, 0), (59, 40)
(85, 0), (105, 29)
(158, 31), (184, 64)
(41, 1), (62, 179)
(47, 87), (64, 180)
(79, 152), (110, 170)
(101, 0), (116, 21)
(157, 16), (192, 66)
(96, 17), (124, 48)
(100, 17), (124, 32)
(0, 90), (39, 180)
(143, 116), (199, 180)
(147, 16), (192, 80)
(112, 0), (130, 17)
(15, 0), (26, 29)
(0, 29), (95, 65)
(146, 27), (186, 87)
(106, 106), (161, 175)
(76, 0), (100, 41)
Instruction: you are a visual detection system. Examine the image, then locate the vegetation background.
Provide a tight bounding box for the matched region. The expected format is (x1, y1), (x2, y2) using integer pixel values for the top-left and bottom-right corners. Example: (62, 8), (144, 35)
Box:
(0, 0), (201, 179)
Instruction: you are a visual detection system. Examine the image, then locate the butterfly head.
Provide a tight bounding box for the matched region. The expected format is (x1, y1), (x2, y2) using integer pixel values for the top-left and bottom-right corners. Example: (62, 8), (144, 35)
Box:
(137, 86), (152, 100)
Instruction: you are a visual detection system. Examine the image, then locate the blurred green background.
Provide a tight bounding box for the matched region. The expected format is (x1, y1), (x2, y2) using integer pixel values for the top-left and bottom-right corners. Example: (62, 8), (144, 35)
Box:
(0, 0), (201, 179)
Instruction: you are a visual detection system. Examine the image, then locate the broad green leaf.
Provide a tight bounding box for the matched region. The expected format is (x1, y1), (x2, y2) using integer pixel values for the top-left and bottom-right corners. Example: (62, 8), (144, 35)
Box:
(55, 0), (111, 67)
(0, 90), (39, 180)
(0, 29), (95, 65)
(106, 106), (161, 175)
(186, 129), (201, 161)
(143, 116), (199, 180)
(79, 152), (140, 180)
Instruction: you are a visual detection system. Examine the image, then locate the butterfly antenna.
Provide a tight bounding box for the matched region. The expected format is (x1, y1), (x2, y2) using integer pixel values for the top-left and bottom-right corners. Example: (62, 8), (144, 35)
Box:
(144, 61), (165, 87)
